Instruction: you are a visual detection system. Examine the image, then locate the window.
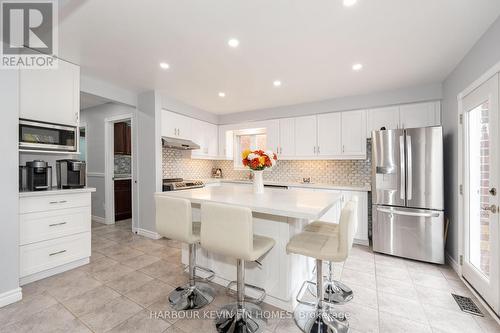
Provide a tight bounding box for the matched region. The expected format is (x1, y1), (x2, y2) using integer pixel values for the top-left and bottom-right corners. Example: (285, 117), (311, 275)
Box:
(233, 128), (267, 169)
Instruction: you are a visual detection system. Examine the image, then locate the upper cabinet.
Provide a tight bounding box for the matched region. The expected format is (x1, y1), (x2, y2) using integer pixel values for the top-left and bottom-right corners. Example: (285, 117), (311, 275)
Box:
(161, 110), (192, 140)
(317, 112), (341, 157)
(114, 122), (131, 155)
(19, 59), (80, 126)
(366, 106), (400, 137)
(341, 111), (366, 156)
(277, 118), (295, 158)
(294, 115), (317, 158)
(399, 101), (441, 129)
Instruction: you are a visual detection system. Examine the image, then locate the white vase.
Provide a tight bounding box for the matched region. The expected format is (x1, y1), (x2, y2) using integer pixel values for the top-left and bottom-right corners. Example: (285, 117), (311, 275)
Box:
(253, 170), (264, 194)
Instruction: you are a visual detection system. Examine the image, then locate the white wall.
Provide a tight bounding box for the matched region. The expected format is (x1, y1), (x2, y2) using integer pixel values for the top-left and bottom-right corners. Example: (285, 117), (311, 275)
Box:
(162, 94), (218, 124)
(218, 82), (442, 124)
(442, 16), (500, 262)
(80, 102), (137, 219)
(0, 69), (21, 304)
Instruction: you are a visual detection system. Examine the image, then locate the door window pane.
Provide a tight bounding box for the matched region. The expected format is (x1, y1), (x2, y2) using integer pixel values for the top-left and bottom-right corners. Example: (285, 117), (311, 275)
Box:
(468, 101), (490, 277)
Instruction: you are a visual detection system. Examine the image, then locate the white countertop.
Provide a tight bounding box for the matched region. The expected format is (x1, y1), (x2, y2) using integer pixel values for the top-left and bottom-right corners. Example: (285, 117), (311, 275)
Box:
(155, 184), (342, 220)
(19, 187), (96, 198)
(204, 178), (371, 192)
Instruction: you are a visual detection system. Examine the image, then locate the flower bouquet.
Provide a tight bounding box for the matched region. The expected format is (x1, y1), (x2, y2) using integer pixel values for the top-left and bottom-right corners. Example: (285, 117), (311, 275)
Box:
(241, 149), (277, 193)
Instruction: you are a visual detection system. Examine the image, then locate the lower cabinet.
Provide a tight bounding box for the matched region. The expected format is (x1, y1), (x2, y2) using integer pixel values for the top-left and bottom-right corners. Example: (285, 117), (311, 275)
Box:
(114, 179), (132, 220)
(19, 191), (93, 285)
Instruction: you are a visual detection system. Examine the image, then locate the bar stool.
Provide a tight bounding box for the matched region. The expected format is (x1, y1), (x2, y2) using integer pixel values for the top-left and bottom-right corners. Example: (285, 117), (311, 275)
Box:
(286, 200), (358, 333)
(155, 196), (215, 310)
(304, 198), (358, 304)
(201, 202), (275, 333)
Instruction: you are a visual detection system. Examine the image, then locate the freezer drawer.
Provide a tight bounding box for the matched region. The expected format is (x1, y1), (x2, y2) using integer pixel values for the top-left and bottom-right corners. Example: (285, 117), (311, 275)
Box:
(372, 205), (444, 264)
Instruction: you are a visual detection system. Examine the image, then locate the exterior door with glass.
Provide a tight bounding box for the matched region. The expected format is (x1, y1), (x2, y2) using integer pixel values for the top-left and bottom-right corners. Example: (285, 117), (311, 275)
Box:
(462, 73), (499, 314)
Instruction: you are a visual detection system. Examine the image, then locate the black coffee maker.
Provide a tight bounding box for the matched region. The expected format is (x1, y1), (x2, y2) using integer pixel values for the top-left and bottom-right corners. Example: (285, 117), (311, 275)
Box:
(56, 159), (86, 189)
(19, 160), (52, 191)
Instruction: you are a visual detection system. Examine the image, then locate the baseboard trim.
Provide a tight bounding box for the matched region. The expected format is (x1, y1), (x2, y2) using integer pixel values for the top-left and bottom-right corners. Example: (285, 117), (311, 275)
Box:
(446, 252), (460, 275)
(92, 215), (113, 225)
(353, 238), (369, 246)
(19, 258), (89, 286)
(136, 228), (161, 240)
(0, 287), (22, 308)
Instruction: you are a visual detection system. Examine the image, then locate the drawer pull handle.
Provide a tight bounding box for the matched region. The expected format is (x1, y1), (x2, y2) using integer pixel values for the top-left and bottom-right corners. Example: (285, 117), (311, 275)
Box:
(49, 250), (67, 256)
(59, 200), (67, 203)
(49, 201), (58, 204)
(49, 222), (67, 227)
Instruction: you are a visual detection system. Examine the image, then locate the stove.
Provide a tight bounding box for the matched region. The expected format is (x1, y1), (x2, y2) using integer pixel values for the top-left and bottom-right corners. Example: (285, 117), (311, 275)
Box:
(162, 178), (205, 191)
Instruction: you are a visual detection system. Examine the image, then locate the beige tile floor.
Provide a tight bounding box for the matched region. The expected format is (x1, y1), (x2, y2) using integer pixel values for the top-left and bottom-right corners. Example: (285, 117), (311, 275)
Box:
(1, 218), (499, 333)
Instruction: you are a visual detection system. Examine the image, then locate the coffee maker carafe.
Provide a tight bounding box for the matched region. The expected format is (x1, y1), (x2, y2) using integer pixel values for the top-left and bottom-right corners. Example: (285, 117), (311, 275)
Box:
(56, 159), (86, 189)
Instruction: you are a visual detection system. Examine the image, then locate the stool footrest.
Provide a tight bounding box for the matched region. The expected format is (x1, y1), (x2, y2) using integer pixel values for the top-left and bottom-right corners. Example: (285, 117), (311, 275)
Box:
(296, 280), (318, 307)
(226, 280), (266, 304)
(194, 265), (215, 282)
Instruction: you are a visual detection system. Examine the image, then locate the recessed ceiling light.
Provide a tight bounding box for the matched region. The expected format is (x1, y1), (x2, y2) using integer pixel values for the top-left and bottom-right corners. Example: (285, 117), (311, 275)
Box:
(273, 80), (282, 87)
(352, 63), (363, 71)
(159, 62), (170, 70)
(343, 0), (357, 7)
(218, 92), (226, 97)
(228, 38), (240, 48)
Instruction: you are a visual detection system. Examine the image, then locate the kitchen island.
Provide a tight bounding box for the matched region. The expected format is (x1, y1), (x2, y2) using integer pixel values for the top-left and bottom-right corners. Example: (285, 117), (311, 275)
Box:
(155, 184), (342, 311)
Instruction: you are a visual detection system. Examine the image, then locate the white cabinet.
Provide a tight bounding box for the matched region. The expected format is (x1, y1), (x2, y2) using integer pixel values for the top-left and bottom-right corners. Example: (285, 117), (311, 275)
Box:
(161, 110), (192, 140)
(317, 113), (341, 157)
(366, 106), (400, 137)
(277, 118), (295, 158)
(218, 125), (234, 160)
(19, 191), (92, 284)
(399, 101), (441, 129)
(265, 119), (280, 155)
(341, 111), (366, 157)
(191, 120), (218, 159)
(19, 59), (80, 126)
(294, 115), (317, 157)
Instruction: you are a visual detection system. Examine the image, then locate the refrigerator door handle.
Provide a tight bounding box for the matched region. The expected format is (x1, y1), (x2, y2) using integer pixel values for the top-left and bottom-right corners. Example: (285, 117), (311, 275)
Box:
(399, 135), (405, 200)
(376, 207), (440, 218)
(406, 135), (412, 200)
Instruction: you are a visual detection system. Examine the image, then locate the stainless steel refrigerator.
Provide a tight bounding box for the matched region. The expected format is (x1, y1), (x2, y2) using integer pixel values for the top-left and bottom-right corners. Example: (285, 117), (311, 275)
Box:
(372, 126), (444, 264)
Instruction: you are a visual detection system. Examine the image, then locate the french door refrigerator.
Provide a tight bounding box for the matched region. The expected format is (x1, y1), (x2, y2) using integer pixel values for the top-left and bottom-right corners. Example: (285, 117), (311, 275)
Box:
(372, 126), (444, 264)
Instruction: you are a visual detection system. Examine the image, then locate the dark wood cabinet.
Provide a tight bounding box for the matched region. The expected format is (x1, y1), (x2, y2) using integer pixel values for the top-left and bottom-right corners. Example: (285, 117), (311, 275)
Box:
(114, 179), (132, 220)
(114, 122), (131, 155)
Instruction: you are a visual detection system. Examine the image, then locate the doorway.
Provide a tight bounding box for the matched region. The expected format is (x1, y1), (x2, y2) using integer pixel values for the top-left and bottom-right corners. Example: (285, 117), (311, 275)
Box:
(460, 73), (499, 315)
(104, 114), (136, 231)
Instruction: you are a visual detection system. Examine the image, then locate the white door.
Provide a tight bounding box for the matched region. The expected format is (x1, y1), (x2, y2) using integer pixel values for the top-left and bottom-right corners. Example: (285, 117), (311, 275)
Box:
(295, 115), (317, 157)
(399, 101), (440, 129)
(161, 110), (178, 137)
(278, 118), (295, 158)
(341, 110), (367, 156)
(462, 73), (499, 314)
(317, 113), (341, 157)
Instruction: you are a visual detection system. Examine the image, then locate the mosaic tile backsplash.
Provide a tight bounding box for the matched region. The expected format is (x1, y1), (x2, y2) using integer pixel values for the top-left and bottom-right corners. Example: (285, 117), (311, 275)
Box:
(114, 155), (131, 175)
(163, 141), (372, 187)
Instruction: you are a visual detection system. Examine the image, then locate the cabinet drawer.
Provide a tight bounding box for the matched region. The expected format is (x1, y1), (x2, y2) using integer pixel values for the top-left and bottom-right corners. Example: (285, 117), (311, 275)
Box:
(20, 207), (91, 245)
(20, 232), (91, 277)
(20, 193), (91, 214)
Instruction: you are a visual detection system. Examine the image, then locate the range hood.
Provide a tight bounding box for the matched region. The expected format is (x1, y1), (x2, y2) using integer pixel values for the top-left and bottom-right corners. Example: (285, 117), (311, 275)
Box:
(162, 137), (200, 150)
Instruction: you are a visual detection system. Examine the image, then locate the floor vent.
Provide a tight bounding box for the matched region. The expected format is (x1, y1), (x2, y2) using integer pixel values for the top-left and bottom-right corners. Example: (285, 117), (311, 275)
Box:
(452, 294), (484, 316)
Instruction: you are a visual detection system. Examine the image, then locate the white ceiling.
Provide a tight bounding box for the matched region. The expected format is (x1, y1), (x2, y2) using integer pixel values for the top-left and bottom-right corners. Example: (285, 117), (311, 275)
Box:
(59, 0), (500, 114)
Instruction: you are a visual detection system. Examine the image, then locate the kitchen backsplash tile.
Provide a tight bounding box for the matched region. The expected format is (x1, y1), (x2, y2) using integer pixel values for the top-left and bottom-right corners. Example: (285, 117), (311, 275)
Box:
(162, 141), (372, 187)
(162, 148), (214, 179)
(114, 155), (131, 174)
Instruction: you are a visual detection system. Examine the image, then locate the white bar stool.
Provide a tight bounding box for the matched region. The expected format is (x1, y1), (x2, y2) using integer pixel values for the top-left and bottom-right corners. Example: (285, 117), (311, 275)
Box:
(201, 202), (275, 333)
(155, 196), (215, 310)
(286, 200), (358, 333)
(304, 197), (358, 304)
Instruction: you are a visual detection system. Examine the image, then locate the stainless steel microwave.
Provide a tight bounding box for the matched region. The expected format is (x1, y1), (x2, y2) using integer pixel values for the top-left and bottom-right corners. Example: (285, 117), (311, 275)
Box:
(19, 119), (78, 152)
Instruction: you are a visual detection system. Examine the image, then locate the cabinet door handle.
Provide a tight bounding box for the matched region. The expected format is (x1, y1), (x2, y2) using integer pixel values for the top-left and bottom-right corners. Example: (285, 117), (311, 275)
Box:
(49, 222), (67, 227)
(49, 250), (67, 256)
(49, 201), (58, 204)
(313, 146), (316, 154)
(59, 200), (67, 203)
(317, 146), (320, 154)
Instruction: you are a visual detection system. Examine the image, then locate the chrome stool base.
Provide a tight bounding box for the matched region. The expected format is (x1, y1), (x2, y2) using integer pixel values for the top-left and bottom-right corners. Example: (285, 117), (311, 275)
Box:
(215, 302), (266, 333)
(308, 280), (353, 304)
(168, 282), (215, 310)
(293, 303), (349, 333)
